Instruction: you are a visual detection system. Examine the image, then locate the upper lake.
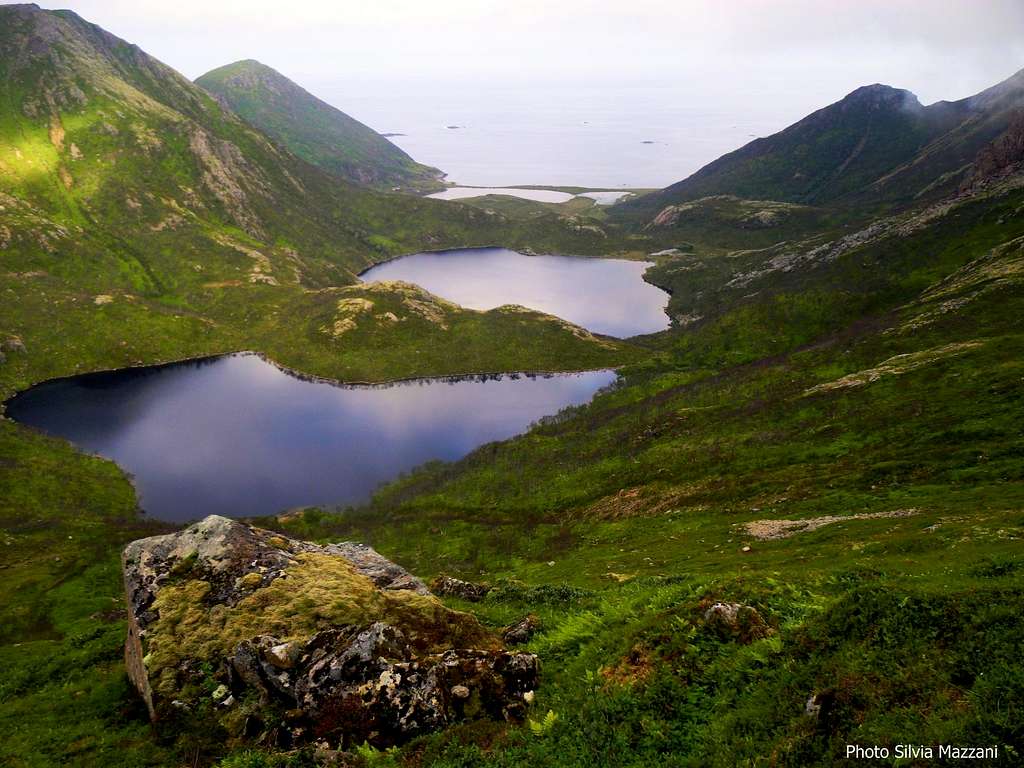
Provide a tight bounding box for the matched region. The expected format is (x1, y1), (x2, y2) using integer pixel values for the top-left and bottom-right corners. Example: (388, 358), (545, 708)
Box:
(361, 248), (670, 337)
(5, 354), (615, 523)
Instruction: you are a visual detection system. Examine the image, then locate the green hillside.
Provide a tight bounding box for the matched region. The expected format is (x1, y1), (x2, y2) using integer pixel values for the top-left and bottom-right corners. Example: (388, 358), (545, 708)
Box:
(0, 3), (642, 396)
(273, 124), (1024, 768)
(196, 59), (444, 192)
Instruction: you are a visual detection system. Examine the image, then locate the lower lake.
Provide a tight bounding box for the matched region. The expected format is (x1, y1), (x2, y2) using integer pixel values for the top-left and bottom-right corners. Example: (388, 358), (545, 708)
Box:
(361, 248), (670, 337)
(5, 354), (616, 522)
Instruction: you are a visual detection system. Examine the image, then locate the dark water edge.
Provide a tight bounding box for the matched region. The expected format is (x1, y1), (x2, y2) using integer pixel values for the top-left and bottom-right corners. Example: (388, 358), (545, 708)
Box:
(5, 353), (617, 523)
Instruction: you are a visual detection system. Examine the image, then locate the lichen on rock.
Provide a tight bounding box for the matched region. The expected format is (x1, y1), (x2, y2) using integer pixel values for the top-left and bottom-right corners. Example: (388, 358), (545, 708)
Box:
(430, 575), (491, 602)
(122, 516), (538, 748)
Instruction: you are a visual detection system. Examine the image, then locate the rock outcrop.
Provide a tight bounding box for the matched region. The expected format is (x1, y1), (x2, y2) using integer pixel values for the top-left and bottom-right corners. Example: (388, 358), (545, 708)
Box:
(963, 110), (1024, 191)
(429, 575), (492, 602)
(702, 601), (772, 644)
(122, 516), (538, 749)
(502, 614), (541, 645)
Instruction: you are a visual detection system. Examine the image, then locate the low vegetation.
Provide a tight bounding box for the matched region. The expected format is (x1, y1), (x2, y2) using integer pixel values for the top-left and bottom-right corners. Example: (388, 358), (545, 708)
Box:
(259, 182), (1024, 766)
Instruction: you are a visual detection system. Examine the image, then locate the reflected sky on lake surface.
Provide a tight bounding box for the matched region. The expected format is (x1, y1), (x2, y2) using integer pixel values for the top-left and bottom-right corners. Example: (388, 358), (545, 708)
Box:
(361, 248), (669, 338)
(6, 354), (616, 522)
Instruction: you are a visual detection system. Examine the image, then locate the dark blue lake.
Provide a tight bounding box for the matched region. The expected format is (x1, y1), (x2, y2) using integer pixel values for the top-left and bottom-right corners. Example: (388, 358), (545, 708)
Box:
(6, 354), (616, 522)
(360, 248), (670, 337)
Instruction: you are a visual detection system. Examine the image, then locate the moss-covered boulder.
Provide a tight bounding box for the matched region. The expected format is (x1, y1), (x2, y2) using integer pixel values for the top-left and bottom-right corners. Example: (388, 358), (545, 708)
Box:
(122, 516), (538, 748)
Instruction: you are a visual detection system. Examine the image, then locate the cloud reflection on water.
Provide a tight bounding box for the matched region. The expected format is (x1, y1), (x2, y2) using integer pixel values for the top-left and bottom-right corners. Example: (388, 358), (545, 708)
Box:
(7, 354), (616, 522)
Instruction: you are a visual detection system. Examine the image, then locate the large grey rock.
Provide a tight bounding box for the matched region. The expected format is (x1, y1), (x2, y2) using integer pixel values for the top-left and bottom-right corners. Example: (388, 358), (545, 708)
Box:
(324, 542), (430, 594)
(121, 516), (537, 749)
(503, 614), (541, 645)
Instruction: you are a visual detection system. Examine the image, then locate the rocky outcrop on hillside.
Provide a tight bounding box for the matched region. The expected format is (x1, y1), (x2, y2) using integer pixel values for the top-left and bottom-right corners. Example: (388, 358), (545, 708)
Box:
(646, 195), (801, 231)
(963, 110), (1024, 191)
(122, 516), (538, 749)
(702, 601), (771, 644)
(430, 575), (492, 602)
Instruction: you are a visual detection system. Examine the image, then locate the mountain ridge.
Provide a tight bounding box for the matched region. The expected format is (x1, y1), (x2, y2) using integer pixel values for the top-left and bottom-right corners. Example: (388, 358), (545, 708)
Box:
(629, 67), (1024, 215)
(0, 3), (625, 288)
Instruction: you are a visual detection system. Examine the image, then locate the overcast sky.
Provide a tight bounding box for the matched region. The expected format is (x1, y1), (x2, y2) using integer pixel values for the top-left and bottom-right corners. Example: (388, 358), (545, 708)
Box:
(35, 0), (1024, 104)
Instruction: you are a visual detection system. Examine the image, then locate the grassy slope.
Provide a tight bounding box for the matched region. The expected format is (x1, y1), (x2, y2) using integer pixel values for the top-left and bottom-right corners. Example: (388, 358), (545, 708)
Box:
(4, 138), (1023, 768)
(258, 182), (1024, 767)
(0, 209), (1018, 767)
(195, 60), (443, 193)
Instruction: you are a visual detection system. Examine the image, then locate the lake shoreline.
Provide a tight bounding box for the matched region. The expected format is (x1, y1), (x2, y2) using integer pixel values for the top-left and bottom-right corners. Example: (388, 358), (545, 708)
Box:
(356, 243), (661, 283)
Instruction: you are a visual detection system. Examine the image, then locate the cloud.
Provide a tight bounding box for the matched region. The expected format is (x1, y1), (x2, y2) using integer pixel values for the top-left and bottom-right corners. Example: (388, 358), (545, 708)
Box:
(37, 0), (1024, 184)
(43, 0), (1022, 103)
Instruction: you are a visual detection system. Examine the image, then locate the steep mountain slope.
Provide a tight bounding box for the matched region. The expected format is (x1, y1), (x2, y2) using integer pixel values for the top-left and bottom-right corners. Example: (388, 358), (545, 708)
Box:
(629, 69), (1024, 217)
(876, 70), (1024, 201)
(196, 59), (443, 191)
(0, 3), (638, 394)
(963, 110), (1024, 189)
(0, 4), (603, 289)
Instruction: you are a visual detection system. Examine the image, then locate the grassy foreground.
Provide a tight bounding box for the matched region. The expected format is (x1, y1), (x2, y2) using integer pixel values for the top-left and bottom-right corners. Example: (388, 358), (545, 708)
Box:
(3, 187), (1024, 765)
(254, 187), (1024, 766)
(3, 182), (1024, 765)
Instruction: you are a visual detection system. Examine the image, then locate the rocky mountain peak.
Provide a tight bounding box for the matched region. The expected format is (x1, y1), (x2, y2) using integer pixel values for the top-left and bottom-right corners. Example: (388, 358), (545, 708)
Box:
(840, 83), (922, 112)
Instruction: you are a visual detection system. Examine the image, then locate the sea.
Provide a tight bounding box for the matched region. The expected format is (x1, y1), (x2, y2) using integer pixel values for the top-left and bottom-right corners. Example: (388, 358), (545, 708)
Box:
(310, 79), (805, 189)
